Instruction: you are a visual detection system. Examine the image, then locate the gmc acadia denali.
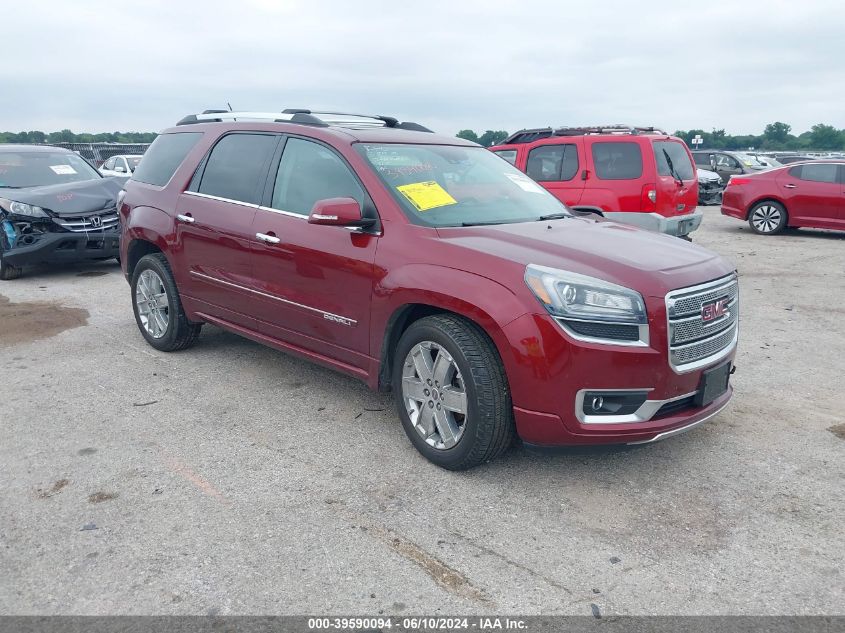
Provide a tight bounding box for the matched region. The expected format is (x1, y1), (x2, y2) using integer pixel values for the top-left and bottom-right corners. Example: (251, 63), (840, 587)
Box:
(119, 109), (738, 470)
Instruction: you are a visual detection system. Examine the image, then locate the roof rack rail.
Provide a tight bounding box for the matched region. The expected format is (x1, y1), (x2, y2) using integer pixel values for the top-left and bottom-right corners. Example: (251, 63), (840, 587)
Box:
(175, 109), (434, 132)
(503, 124), (667, 144)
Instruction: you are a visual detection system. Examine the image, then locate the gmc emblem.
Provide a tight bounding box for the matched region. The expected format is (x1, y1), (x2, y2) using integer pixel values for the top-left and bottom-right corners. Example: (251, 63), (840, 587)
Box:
(701, 298), (730, 323)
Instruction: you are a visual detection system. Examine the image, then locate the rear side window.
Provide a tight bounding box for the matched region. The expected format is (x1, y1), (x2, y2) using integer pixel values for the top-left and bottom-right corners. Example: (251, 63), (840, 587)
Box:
(654, 141), (695, 180)
(271, 137), (365, 215)
(791, 163), (839, 183)
(133, 132), (202, 186)
(526, 145), (579, 182)
(693, 153), (711, 167)
(591, 142), (643, 180)
(198, 133), (278, 204)
(493, 150), (517, 165)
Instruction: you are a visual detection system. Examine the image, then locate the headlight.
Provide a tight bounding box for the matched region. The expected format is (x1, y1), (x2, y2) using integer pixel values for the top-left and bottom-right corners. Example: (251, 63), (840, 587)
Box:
(525, 264), (649, 345)
(0, 199), (49, 218)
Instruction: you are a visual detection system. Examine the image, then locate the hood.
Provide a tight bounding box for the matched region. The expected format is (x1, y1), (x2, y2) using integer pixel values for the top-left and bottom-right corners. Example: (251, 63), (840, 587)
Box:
(436, 217), (734, 297)
(697, 168), (721, 182)
(3, 177), (125, 217)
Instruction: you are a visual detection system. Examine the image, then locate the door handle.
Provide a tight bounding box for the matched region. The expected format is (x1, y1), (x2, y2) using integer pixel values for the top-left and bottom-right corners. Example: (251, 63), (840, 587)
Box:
(256, 232), (281, 244)
(176, 214), (195, 223)
(783, 184), (797, 189)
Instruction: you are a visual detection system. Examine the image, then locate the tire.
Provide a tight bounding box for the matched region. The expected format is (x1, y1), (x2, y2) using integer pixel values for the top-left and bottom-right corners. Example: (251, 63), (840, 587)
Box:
(392, 314), (514, 470)
(748, 201), (787, 235)
(678, 234), (693, 242)
(130, 253), (201, 351)
(0, 256), (22, 280)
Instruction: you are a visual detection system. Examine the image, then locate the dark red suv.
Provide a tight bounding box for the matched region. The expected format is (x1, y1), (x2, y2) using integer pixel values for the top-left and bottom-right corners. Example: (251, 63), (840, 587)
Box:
(119, 110), (737, 470)
(490, 126), (701, 239)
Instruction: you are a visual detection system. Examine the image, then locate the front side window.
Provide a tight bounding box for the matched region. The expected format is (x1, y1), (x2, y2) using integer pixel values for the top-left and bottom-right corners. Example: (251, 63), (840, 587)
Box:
(591, 142), (643, 180)
(0, 151), (101, 188)
(103, 157), (115, 170)
(493, 150), (517, 165)
(526, 145), (579, 182)
(271, 138), (365, 215)
(794, 163), (839, 183)
(654, 141), (695, 180)
(356, 143), (569, 227)
(133, 132), (202, 187)
(715, 154), (739, 169)
(198, 133), (278, 204)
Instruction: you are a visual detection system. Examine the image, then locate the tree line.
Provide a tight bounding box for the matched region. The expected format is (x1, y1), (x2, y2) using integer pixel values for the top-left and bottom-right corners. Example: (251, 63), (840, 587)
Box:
(0, 130), (157, 144)
(456, 122), (845, 151)
(3, 122), (845, 152)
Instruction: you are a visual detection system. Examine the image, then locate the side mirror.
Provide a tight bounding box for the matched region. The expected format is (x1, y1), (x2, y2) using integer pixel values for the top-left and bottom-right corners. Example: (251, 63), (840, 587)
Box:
(308, 197), (376, 229)
(115, 165), (126, 173)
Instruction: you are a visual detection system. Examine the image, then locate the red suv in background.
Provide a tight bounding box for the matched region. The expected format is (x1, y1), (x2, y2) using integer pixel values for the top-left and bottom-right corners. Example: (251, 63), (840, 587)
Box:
(721, 160), (845, 234)
(119, 110), (737, 470)
(490, 126), (701, 239)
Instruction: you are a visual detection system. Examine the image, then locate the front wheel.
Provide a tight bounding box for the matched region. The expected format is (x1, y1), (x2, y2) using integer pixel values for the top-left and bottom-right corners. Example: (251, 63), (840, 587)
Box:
(748, 201), (787, 235)
(392, 314), (514, 470)
(131, 253), (201, 351)
(0, 256), (22, 280)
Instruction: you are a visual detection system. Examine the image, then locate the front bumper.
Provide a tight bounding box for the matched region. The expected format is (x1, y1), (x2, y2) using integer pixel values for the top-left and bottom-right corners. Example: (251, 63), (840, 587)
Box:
(2, 229), (120, 266)
(698, 181), (725, 205)
(603, 210), (703, 236)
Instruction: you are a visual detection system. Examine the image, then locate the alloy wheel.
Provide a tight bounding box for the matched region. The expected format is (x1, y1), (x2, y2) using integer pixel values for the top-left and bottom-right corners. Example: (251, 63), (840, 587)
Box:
(751, 205), (782, 233)
(135, 269), (170, 338)
(401, 341), (468, 450)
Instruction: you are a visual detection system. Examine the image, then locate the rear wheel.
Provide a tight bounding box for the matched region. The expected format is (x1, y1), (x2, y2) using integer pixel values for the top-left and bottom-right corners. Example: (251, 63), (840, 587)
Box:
(748, 201), (787, 235)
(131, 253), (201, 351)
(0, 256), (22, 280)
(393, 314), (514, 470)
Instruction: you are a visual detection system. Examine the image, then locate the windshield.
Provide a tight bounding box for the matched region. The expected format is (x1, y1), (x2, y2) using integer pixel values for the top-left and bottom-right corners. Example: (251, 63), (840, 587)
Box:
(734, 153), (768, 167)
(127, 156), (143, 171)
(356, 143), (569, 227)
(0, 151), (101, 188)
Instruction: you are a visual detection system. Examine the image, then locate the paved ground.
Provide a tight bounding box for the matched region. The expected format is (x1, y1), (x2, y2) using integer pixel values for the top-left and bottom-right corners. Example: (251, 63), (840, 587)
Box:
(1, 208), (843, 616)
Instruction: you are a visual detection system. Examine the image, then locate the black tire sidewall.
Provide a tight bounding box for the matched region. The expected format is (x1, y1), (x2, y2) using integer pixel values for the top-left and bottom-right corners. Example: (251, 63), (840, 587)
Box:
(130, 255), (182, 351)
(748, 202), (787, 235)
(392, 320), (485, 469)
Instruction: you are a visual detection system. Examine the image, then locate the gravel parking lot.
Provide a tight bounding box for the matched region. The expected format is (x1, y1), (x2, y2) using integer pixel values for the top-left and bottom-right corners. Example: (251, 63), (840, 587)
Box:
(1, 208), (843, 616)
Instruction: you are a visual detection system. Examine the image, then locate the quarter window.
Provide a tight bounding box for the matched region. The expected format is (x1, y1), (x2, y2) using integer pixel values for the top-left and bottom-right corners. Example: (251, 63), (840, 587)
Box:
(794, 163), (839, 183)
(526, 145), (579, 182)
(271, 138), (365, 215)
(591, 142), (643, 180)
(133, 132), (203, 187)
(198, 133), (278, 204)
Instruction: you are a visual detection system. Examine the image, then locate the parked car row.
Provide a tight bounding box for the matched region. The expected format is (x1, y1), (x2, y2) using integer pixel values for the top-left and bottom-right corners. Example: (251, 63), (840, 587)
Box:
(115, 110), (737, 470)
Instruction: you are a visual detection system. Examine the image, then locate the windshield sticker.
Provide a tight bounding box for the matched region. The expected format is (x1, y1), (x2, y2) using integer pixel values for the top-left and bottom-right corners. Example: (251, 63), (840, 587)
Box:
(49, 165), (77, 175)
(396, 181), (458, 212)
(504, 172), (545, 194)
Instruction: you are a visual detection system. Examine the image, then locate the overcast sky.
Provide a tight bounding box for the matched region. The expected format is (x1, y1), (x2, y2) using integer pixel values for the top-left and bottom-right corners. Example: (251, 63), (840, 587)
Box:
(2, 0), (842, 136)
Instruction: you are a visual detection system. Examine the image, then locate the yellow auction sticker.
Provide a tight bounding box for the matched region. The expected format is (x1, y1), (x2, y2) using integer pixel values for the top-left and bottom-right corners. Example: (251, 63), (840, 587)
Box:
(396, 181), (457, 212)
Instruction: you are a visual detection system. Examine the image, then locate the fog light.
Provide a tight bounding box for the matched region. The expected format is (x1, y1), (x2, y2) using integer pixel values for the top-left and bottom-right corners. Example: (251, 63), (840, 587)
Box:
(582, 391), (649, 417)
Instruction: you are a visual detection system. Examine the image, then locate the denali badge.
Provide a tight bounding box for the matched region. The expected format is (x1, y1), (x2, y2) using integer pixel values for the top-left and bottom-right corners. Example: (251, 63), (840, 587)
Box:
(701, 298), (729, 323)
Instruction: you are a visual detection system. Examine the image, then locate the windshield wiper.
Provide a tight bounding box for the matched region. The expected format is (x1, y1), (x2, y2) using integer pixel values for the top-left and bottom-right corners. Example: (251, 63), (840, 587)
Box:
(662, 149), (684, 186)
(0, 185), (22, 189)
(536, 213), (573, 221)
(460, 220), (508, 227)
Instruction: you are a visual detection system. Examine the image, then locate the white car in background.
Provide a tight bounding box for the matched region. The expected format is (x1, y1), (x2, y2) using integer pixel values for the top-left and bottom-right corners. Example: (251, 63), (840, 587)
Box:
(100, 154), (143, 177)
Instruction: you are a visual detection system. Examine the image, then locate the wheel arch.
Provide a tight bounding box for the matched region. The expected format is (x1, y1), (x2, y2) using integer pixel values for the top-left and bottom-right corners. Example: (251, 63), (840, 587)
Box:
(126, 238), (166, 278)
(746, 196), (789, 223)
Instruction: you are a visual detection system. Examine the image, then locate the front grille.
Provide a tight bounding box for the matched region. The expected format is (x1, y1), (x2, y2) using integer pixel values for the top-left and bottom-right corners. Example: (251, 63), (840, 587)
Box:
(52, 209), (119, 233)
(666, 274), (738, 372)
(654, 395), (696, 418)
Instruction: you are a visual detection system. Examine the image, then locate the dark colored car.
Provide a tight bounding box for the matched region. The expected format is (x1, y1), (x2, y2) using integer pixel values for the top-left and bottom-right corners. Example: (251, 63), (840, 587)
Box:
(119, 109), (738, 470)
(0, 145), (123, 280)
(490, 126), (701, 238)
(774, 155), (818, 165)
(721, 160), (845, 234)
(691, 150), (772, 184)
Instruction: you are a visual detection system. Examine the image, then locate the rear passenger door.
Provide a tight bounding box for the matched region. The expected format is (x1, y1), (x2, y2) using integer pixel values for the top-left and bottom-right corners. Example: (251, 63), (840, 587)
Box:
(248, 136), (379, 371)
(174, 132), (280, 328)
(778, 163), (843, 228)
(524, 142), (584, 206)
